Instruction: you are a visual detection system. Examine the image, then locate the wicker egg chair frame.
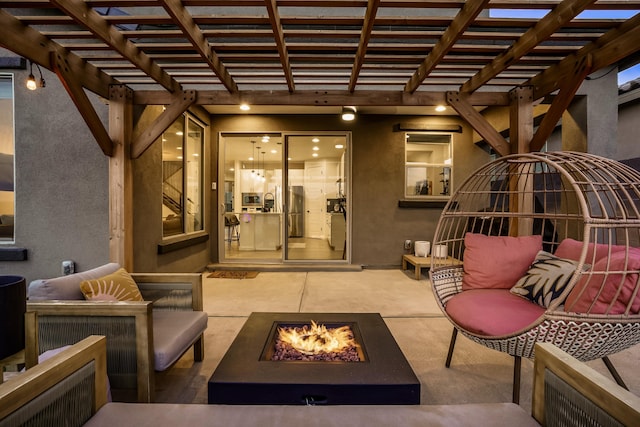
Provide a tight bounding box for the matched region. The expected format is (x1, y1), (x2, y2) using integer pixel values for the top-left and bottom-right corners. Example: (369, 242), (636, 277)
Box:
(430, 151), (640, 403)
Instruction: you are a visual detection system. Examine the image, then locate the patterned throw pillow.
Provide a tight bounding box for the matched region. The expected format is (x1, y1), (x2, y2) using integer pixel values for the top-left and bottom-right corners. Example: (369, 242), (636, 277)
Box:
(80, 268), (143, 301)
(510, 251), (583, 308)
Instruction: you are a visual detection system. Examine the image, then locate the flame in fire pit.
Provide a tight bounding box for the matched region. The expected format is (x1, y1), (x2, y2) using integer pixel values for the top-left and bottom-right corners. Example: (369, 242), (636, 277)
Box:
(277, 320), (356, 355)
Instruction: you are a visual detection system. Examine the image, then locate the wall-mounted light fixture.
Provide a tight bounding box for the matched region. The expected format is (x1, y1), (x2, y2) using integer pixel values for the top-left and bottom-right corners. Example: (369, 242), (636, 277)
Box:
(341, 106), (356, 121)
(26, 60), (45, 91)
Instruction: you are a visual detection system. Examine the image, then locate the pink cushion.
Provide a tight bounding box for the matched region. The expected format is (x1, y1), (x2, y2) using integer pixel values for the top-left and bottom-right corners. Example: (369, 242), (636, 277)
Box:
(554, 238), (626, 264)
(462, 233), (543, 290)
(446, 289), (545, 337)
(565, 248), (640, 314)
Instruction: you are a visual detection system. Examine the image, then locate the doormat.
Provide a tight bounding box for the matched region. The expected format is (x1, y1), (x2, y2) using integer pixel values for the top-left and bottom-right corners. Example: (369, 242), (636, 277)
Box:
(208, 271), (259, 279)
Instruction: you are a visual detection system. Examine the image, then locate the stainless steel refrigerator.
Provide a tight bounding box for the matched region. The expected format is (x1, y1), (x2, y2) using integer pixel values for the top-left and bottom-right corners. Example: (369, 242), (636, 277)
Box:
(288, 186), (304, 237)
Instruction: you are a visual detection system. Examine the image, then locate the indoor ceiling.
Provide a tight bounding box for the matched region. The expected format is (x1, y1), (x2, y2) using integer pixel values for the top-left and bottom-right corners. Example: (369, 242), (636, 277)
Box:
(1, 0), (639, 117)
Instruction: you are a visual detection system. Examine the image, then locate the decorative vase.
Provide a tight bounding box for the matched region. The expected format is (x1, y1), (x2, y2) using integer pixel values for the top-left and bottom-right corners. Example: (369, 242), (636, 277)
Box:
(414, 241), (431, 257)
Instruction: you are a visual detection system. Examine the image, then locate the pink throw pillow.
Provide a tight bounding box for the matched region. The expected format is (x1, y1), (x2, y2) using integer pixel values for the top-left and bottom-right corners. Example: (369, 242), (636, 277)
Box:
(446, 289), (545, 337)
(565, 248), (640, 314)
(555, 238), (626, 264)
(462, 233), (542, 290)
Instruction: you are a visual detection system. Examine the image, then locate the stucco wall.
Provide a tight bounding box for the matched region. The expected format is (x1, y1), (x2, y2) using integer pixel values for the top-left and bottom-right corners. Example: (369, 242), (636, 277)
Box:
(0, 52), (110, 283)
(617, 99), (640, 161)
(210, 114), (489, 268)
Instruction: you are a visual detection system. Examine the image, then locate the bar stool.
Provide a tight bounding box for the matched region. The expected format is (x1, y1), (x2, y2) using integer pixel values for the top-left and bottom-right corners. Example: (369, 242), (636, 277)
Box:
(224, 214), (240, 245)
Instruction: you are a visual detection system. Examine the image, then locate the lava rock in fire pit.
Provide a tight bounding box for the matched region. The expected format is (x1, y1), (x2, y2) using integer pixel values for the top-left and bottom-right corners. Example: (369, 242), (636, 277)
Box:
(272, 322), (361, 362)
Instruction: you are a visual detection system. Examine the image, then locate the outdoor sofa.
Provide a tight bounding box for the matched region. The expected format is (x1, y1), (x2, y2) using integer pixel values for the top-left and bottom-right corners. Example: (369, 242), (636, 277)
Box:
(26, 263), (207, 402)
(1, 335), (639, 426)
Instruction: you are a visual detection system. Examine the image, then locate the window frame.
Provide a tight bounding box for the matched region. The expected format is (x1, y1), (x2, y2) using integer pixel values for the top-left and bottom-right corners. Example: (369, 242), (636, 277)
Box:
(404, 132), (453, 200)
(161, 112), (205, 239)
(0, 74), (15, 243)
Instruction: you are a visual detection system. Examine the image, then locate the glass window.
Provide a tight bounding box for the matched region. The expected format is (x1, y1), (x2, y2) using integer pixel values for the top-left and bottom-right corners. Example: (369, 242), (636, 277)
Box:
(162, 113), (204, 237)
(0, 75), (15, 242)
(405, 132), (452, 198)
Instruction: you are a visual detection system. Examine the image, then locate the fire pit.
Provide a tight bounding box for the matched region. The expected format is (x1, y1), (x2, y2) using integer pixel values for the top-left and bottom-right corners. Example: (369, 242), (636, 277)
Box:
(208, 312), (420, 405)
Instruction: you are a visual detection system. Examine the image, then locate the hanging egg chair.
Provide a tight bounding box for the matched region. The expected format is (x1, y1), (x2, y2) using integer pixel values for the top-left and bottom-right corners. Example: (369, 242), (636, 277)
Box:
(430, 151), (640, 403)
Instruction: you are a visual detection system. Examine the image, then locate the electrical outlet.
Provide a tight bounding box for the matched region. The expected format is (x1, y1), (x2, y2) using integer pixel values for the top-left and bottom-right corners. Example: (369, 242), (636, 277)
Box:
(404, 240), (412, 250)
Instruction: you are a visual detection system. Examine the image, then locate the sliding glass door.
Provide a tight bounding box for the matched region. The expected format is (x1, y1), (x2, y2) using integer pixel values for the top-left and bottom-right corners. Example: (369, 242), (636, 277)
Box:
(219, 131), (349, 263)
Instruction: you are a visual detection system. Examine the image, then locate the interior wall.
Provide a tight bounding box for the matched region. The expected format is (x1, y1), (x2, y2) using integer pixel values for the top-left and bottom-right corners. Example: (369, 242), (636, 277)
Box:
(0, 50), (110, 283)
(210, 114), (489, 268)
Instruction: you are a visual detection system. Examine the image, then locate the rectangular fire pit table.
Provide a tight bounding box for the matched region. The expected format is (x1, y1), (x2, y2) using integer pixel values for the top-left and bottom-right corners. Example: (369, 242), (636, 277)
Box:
(208, 312), (420, 405)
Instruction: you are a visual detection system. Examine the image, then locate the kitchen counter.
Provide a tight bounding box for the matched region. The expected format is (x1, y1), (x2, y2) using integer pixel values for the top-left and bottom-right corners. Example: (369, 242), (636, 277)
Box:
(238, 212), (282, 251)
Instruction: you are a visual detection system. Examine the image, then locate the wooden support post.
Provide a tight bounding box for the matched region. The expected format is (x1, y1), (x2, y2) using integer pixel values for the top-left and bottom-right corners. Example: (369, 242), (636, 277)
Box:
(109, 85), (134, 271)
(508, 86), (534, 236)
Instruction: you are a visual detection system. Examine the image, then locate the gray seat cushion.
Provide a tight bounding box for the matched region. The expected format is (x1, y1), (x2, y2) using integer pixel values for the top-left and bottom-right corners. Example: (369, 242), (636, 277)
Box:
(87, 402), (539, 426)
(152, 310), (208, 371)
(28, 263), (121, 300)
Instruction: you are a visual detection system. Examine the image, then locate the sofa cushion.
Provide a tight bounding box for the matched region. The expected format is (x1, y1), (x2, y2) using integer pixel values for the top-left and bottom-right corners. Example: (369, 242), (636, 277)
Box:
(28, 263), (121, 301)
(153, 311), (208, 371)
(565, 248), (640, 314)
(462, 233), (542, 290)
(510, 251), (583, 308)
(87, 402), (538, 427)
(80, 268), (143, 302)
(554, 238), (626, 264)
(446, 289), (545, 337)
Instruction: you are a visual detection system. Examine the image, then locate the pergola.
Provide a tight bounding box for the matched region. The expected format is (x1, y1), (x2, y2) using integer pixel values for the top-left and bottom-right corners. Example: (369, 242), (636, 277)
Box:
(1, 0), (640, 266)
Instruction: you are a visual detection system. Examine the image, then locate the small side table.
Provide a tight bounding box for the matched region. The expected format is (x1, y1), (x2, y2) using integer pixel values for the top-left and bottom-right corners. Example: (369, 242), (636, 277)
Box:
(402, 254), (432, 280)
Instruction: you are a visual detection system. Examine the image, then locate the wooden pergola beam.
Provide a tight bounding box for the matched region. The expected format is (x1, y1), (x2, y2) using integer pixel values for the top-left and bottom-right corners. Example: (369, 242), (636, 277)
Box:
(0, 9), (114, 99)
(528, 12), (640, 100)
(131, 90), (197, 159)
(446, 91), (510, 157)
(349, 0), (380, 93)
(265, 0), (295, 93)
(135, 89), (512, 107)
(460, 0), (597, 94)
(51, 50), (114, 157)
(404, 0), (489, 94)
(51, 0), (182, 94)
(161, 0), (238, 94)
(530, 55), (592, 151)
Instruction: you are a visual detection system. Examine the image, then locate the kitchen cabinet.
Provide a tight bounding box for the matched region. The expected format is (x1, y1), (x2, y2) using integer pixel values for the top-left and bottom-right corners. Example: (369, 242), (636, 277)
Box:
(238, 212), (281, 251)
(326, 213), (345, 250)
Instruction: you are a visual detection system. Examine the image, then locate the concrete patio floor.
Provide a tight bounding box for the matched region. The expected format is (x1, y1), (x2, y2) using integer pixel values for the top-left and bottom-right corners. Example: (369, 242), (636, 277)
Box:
(154, 269), (640, 414)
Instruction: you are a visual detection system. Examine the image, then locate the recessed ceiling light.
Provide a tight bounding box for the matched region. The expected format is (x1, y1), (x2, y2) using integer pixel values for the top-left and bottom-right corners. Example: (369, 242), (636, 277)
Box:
(312, 153), (318, 157)
(176, 131), (184, 136)
(435, 105), (446, 112)
(335, 144), (344, 149)
(312, 146), (319, 151)
(240, 103), (250, 111)
(177, 156), (183, 160)
(312, 137), (320, 143)
(271, 149), (277, 154)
